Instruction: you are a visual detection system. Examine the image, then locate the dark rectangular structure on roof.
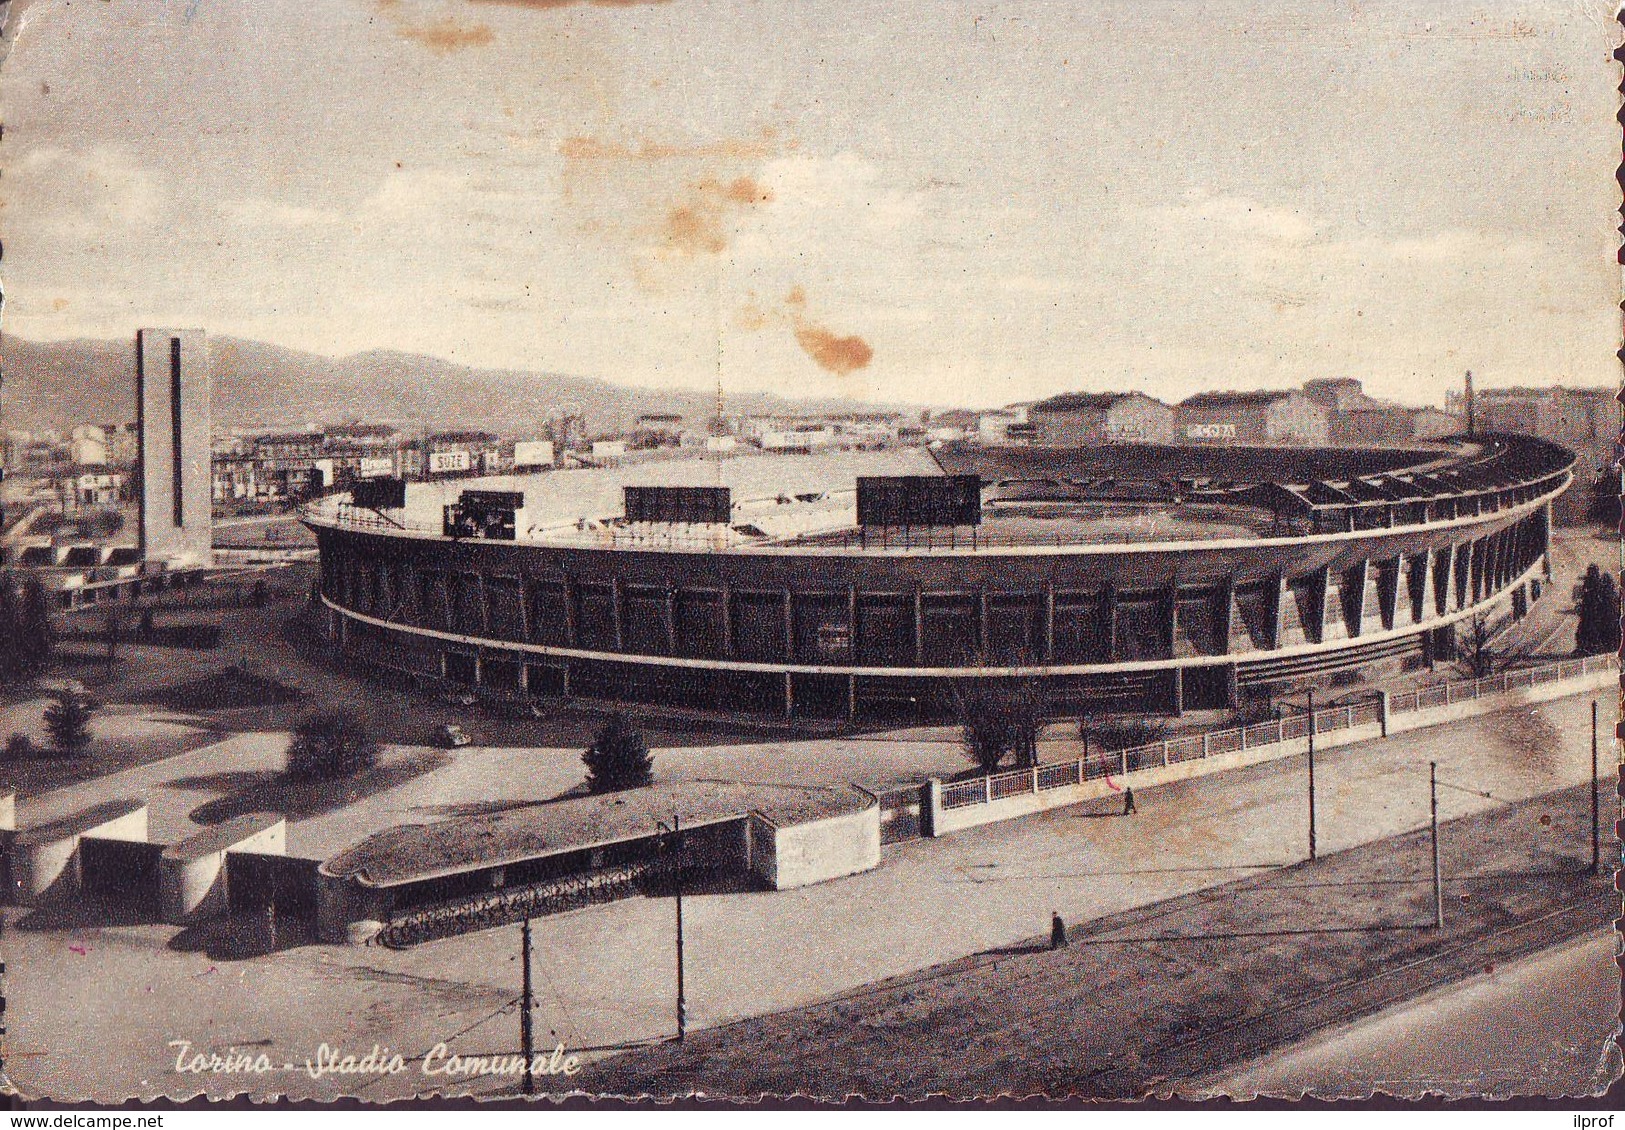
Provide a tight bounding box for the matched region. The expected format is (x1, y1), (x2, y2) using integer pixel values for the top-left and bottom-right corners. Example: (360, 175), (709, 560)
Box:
(445, 489), (523, 540)
(624, 486), (732, 525)
(351, 477), (407, 510)
(857, 475), (982, 527)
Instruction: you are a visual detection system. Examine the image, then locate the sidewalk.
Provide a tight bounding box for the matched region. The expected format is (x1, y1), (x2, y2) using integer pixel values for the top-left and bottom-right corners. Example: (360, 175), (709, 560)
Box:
(586, 779), (1615, 1100)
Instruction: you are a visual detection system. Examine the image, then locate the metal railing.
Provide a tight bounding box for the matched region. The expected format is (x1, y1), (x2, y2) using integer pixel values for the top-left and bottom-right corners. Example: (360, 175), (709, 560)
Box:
(939, 652), (1617, 811)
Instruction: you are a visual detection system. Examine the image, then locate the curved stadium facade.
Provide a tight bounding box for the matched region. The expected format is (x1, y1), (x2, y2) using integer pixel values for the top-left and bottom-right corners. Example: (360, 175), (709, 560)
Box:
(304, 435), (1573, 720)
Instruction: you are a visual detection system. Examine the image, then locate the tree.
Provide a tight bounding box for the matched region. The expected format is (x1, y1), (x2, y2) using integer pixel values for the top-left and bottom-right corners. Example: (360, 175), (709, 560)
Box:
(953, 673), (1044, 774)
(1460, 613), (1498, 678)
(1587, 466), (1621, 529)
(1576, 564), (1621, 657)
(43, 690), (94, 755)
(285, 710), (379, 781)
(4, 733), (35, 761)
(15, 573), (55, 676)
(0, 573), (23, 685)
(103, 610), (123, 665)
(582, 712), (653, 793)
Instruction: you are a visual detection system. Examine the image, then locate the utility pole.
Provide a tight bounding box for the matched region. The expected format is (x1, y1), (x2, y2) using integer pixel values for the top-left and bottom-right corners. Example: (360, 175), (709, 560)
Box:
(1430, 762), (1443, 929)
(1591, 700), (1600, 875)
(1306, 687), (1317, 862)
(673, 813), (687, 1043)
(520, 915), (535, 1096)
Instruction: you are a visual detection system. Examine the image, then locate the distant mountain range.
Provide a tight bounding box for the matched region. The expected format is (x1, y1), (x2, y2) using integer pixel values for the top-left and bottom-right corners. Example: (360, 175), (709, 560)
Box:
(1, 335), (916, 435)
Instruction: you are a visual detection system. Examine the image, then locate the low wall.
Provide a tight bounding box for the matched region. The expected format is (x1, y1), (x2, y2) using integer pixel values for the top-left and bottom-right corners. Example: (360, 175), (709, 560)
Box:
(748, 800), (881, 890)
(159, 813), (286, 925)
(930, 666), (1615, 838)
(10, 800), (148, 908)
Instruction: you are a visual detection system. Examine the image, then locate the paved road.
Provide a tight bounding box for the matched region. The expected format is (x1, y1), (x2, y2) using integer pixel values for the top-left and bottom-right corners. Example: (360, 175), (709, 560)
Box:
(1205, 931), (1623, 1099)
(6, 689), (1615, 1101)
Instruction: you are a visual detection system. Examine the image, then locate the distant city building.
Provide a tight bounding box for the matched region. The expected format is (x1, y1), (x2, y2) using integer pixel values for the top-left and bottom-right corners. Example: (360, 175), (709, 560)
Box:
(1028, 392), (1175, 446)
(591, 439), (628, 462)
(1408, 407), (1459, 440)
(977, 405), (1030, 445)
(1176, 390), (1327, 445)
(136, 327), (212, 565)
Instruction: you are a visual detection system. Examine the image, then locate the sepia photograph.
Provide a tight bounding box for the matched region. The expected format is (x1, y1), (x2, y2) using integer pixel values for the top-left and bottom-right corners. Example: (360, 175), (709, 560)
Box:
(0, 0), (1618, 1108)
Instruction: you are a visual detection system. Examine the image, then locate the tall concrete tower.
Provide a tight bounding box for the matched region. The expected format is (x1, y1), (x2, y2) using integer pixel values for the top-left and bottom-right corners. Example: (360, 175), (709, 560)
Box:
(136, 328), (211, 565)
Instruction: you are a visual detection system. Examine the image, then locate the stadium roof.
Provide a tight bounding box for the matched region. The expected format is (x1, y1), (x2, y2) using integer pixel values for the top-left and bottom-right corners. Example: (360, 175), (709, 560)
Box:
(1031, 391), (1166, 413)
(1179, 390), (1301, 408)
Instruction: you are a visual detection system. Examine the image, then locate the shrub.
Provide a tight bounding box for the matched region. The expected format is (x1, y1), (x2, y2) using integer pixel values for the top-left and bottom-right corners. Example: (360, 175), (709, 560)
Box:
(582, 713), (654, 794)
(43, 690), (94, 754)
(1085, 718), (1167, 752)
(286, 710), (379, 781)
(3, 733), (35, 761)
(953, 674), (1043, 773)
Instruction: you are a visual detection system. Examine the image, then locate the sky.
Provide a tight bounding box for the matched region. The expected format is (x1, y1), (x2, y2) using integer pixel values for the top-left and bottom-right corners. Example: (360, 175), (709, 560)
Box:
(0, 0), (1618, 409)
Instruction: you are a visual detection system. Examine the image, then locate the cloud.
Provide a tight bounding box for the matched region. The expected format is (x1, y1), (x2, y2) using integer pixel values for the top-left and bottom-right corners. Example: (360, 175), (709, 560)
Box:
(1149, 191), (1317, 246)
(218, 198), (336, 228)
(2, 146), (165, 239)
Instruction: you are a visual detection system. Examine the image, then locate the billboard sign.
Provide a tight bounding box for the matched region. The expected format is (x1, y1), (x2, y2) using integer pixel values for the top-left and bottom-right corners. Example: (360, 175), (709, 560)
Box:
(429, 450), (471, 474)
(856, 475), (982, 527)
(1185, 423), (1237, 440)
(357, 456), (395, 478)
(513, 440), (555, 469)
(624, 485), (732, 525)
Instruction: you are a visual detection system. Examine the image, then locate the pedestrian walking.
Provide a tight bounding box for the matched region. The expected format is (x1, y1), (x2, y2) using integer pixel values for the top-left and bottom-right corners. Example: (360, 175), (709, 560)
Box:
(1050, 911), (1067, 950)
(1123, 786), (1136, 815)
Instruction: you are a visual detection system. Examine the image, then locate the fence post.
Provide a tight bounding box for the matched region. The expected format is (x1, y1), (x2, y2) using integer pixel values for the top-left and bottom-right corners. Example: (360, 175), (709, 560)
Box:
(1241, 725), (1248, 751)
(1202, 733), (1210, 758)
(1162, 740), (1170, 768)
(1378, 690), (1390, 737)
(984, 775), (992, 805)
(925, 779), (944, 837)
(1346, 704), (1354, 729)
(1031, 764), (1040, 794)
(1120, 749), (1129, 778)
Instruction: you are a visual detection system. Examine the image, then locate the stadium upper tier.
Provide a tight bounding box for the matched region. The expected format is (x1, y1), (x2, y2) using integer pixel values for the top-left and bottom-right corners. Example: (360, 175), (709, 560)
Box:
(305, 436), (1572, 553)
(303, 435), (1573, 719)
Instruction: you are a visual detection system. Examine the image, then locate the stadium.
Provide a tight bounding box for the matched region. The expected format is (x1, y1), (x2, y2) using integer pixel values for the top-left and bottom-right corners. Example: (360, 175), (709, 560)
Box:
(302, 434), (1573, 721)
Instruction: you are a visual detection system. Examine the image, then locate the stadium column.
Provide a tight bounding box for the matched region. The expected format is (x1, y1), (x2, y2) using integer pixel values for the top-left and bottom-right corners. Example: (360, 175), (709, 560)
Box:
(722, 583), (735, 657)
(1170, 665), (1184, 716)
(1044, 584), (1055, 663)
(1216, 576), (1235, 655)
(1346, 560), (1369, 637)
(783, 673), (794, 721)
(611, 578), (625, 650)
(1162, 582), (1177, 659)
(978, 589), (990, 657)
(784, 589), (794, 660)
(1101, 582), (1119, 661)
(665, 588), (677, 654)
(1380, 555), (1402, 630)
(1269, 573), (1287, 650)
(913, 588), (924, 666)
(563, 578), (579, 646)
(1541, 501), (1553, 579)
(1311, 566), (1331, 644)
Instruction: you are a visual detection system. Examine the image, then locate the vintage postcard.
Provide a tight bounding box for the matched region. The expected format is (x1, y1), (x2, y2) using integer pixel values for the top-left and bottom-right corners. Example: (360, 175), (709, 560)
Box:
(0, 0), (1618, 1109)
